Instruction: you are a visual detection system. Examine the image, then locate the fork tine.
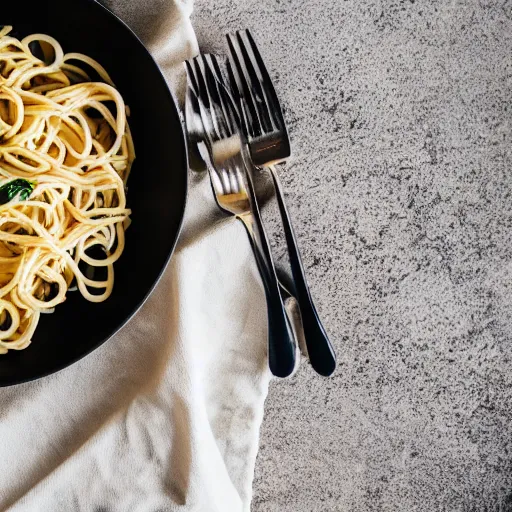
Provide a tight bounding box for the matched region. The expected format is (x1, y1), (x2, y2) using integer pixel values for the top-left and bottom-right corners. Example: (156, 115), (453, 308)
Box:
(202, 55), (227, 132)
(210, 170), (224, 196)
(207, 54), (240, 137)
(185, 60), (207, 136)
(196, 140), (223, 195)
(243, 30), (284, 131)
(234, 162), (247, 196)
(226, 59), (256, 152)
(235, 31), (275, 135)
(185, 60), (199, 95)
(202, 54), (235, 139)
(189, 58), (217, 140)
(194, 56), (227, 141)
(198, 55), (227, 139)
(184, 72), (204, 143)
(197, 140), (230, 200)
(224, 157), (249, 197)
(226, 33), (263, 138)
(230, 31), (276, 135)
(219, 165), (232, 194)
(192, 54), (241, 144)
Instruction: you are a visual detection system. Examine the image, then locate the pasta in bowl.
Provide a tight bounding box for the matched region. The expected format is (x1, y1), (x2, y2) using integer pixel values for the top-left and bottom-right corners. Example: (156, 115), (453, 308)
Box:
(0, 26), (135, 354)
(0, 0), (186, 386)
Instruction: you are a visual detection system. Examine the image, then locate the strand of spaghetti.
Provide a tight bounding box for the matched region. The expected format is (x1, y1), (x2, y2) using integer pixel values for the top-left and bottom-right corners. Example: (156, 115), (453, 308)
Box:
(0, 85), (25, 138)
(62, 53), (115, 86)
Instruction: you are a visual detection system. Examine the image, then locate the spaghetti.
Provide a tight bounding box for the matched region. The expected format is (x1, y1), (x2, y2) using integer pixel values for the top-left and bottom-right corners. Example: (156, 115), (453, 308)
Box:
(0, 26), (135, 353)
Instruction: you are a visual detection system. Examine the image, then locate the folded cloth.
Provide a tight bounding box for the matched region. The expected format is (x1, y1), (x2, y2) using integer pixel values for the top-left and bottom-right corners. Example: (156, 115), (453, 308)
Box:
(0, 1), (271, 510)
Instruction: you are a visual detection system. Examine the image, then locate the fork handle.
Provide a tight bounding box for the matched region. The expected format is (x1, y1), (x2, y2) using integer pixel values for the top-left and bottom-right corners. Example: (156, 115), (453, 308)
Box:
(242, 162), (297, 378)
(245, 169), (297, 378)
(268, 165), (336, 377)
(237, 215), (297, 378)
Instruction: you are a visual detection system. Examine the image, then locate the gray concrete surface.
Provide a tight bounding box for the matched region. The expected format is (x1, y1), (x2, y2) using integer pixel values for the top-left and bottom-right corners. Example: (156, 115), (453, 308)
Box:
(192, 1), (512, 511)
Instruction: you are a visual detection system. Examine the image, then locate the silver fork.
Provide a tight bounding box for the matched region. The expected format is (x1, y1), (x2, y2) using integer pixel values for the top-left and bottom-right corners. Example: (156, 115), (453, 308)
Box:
(226, 30), (336, 377)
(185, 55), (296, 378)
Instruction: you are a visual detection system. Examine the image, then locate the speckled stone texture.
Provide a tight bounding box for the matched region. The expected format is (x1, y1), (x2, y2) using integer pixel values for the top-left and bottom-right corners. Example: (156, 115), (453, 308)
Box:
(192, 1), (512, 510)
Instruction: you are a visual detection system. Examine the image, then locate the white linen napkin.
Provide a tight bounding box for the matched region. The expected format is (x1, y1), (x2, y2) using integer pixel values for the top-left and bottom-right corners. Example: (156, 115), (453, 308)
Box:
(0, 1), (271, 510)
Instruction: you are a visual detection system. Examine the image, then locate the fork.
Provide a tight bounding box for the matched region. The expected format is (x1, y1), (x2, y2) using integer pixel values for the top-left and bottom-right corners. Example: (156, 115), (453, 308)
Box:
(226, 30), (336, 377)
(185, 56), (296, 378)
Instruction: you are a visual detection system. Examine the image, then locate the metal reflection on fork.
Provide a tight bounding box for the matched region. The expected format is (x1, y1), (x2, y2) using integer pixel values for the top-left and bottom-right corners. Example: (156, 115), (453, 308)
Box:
(185, 55), (297, 378)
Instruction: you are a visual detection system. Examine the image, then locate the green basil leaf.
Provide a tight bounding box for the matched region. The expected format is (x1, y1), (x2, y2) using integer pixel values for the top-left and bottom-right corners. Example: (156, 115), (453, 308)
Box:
(0, 179), (36, 205)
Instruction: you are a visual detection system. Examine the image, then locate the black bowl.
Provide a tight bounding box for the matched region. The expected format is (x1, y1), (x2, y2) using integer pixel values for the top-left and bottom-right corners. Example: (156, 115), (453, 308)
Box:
(0, 0), (188, 385)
